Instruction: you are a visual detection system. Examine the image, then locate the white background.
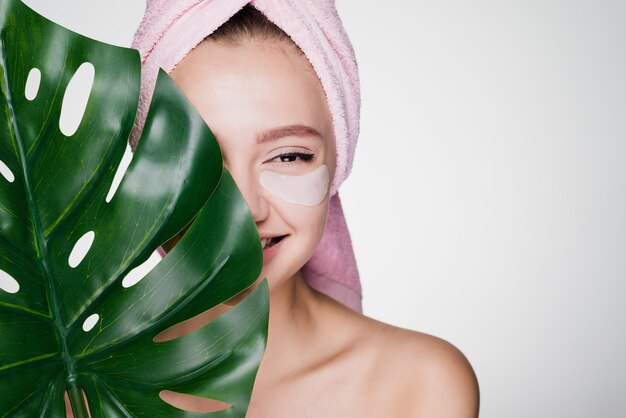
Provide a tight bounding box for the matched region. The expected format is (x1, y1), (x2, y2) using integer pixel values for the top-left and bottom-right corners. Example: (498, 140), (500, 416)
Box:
(21, 0), (626, 417)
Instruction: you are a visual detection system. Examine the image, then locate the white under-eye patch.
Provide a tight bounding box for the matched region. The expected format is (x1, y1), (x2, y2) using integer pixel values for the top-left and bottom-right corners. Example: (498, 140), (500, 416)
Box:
(260, 165), (330, 206)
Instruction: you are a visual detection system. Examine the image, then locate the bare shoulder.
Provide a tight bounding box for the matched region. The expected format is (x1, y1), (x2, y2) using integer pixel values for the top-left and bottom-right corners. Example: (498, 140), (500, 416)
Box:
(355, 317), (480, 418)
(311, 292), (478, 417)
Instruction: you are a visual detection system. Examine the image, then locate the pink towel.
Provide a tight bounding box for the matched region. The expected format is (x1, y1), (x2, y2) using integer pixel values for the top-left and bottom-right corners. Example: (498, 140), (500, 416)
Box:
(132, 0), (362, 312)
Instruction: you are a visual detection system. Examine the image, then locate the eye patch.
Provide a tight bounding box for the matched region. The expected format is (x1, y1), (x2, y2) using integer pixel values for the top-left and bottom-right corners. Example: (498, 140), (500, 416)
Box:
(260, 165), (329, 206)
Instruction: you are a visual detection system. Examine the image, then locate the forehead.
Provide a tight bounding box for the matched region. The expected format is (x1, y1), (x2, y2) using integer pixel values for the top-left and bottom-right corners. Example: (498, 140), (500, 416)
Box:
(171, 39), (335, 150)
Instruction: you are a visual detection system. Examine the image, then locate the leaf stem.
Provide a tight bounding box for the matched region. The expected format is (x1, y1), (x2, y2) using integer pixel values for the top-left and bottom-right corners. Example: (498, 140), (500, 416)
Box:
(67, 384), (89, 418)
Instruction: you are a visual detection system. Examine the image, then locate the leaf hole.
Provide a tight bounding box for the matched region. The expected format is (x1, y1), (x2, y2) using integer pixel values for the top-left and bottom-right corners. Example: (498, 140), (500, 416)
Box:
(160, 390), (231, 413)
(59, 62), (95, 137)
(82, 313), (99, 332)
(160, 220), (194, 254)
(106, 143), (133, 203)
(68, 231), (95, 268)
(25, 68), (41, 101)
(153, 302), (234, 343)
(122, 249), (163, 288)
(0, 160), (15, 183)
(64, 388), (92, 418)
(0, 269), (19, 294)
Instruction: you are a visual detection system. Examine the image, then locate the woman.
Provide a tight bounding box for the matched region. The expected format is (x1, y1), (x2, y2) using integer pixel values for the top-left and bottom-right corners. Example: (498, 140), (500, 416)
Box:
(133, 1), (479, 416)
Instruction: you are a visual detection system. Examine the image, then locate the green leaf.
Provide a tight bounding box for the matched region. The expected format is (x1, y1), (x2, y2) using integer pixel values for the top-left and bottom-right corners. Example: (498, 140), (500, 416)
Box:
(0, 1), (268, 416)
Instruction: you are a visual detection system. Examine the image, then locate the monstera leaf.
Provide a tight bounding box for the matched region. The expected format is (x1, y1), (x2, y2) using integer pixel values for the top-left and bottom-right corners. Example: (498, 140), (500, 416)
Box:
(0, 1), (268, 416)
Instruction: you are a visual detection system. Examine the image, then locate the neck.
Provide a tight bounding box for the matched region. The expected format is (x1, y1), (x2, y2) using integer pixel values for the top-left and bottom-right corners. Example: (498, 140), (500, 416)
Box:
(256, 270), (322, 382)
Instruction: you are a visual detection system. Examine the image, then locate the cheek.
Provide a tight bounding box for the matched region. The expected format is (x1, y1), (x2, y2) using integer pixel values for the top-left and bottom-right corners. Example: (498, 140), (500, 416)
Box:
(286, 203), (327, 238)
(270, 195), (329, 250)
(261, 199), (328, 287)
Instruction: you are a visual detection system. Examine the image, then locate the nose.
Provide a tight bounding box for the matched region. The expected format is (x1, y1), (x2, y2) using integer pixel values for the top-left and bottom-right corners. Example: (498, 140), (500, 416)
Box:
(226, 164), (270, 223)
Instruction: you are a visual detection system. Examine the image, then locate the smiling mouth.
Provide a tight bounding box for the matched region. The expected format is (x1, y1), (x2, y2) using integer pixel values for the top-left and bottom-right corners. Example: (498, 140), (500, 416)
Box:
(261, 235), (286, 250)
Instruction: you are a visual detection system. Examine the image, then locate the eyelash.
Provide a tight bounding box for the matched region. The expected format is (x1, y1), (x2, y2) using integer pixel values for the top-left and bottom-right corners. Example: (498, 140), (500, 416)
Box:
(270, 152), (315, 164)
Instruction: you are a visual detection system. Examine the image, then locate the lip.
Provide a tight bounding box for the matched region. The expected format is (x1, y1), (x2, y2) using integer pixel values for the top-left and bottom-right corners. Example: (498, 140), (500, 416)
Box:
(262, 235), (287, 265)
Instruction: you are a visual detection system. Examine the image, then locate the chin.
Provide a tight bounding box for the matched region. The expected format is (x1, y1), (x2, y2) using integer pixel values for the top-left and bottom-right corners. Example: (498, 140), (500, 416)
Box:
(258, 263), (298, 292)
(259, 246), (314, 293)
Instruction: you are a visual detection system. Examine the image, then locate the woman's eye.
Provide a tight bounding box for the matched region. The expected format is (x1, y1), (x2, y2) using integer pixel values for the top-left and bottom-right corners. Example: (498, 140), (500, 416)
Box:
(272, 152), (314, 163)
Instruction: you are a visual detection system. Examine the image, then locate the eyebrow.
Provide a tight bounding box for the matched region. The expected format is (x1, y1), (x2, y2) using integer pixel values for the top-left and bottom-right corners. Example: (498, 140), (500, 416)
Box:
(257, 124), (323, 144)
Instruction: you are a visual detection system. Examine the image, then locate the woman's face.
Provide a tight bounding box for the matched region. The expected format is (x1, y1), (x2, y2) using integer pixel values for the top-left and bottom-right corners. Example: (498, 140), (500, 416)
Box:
(171, 38), (336, 290)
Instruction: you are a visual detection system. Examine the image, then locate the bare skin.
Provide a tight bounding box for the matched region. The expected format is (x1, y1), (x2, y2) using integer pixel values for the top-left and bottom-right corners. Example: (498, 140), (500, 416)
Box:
(65, 37), (479, 417)
(244, 272), (479, 418)
(167, 38), (479, 418)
